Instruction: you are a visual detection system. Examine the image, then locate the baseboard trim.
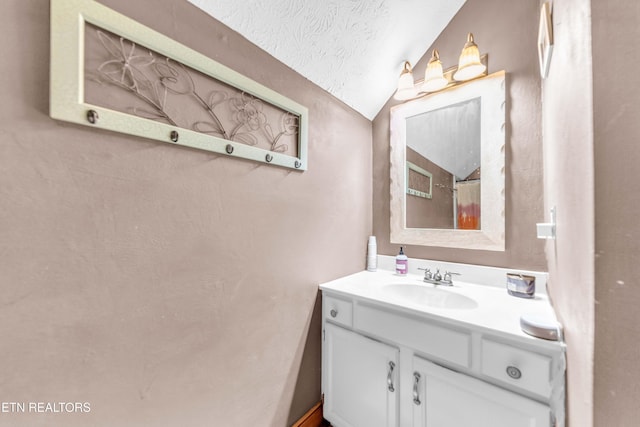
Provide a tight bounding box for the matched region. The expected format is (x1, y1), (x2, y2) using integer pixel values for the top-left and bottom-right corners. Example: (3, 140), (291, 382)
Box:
(291, 401), (324, 427)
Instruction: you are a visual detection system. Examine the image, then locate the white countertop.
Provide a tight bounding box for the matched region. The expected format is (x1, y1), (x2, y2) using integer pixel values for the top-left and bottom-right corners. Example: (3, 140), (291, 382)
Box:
(319, 269), (565, 351)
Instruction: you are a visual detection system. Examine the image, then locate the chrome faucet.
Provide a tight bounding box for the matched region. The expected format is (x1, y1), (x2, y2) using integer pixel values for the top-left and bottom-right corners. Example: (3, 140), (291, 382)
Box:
(421, 268), (433, 281)
(441, 271), (461, 285)
(418, 268), (460, 286)
(433, 269), (443, 282)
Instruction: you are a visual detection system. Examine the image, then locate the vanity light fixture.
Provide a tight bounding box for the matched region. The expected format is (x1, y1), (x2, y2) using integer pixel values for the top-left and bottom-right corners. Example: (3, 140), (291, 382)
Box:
(421, 49), (448, 93)
(394, 33), (488, 102)
(453, 33), (487, 81)
(393, 61), (418, 101)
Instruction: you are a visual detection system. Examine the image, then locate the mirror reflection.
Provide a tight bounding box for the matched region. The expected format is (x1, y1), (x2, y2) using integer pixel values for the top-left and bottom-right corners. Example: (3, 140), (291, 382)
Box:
(389, 71), (505, 251)
(405, 98), (481, 230)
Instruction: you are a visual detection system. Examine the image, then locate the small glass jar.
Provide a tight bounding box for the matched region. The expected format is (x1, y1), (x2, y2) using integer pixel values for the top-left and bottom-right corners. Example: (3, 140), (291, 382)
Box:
(506, 273), (536, 298)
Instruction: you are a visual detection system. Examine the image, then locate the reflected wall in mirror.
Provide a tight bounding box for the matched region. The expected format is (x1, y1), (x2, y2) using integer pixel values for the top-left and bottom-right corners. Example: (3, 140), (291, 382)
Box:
(406, 97), (481, 230)
(390, 71), (505, 251)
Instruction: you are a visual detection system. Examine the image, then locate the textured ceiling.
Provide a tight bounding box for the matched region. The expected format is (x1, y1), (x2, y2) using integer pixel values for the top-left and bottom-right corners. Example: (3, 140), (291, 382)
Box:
(187, 0), (466, 120)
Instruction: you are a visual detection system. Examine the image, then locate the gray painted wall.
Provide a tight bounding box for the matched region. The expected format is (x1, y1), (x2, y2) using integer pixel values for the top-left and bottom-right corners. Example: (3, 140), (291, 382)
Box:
(591, 0), (640, 425)
(541, 0), (595, 425)
(0, 0), (372, 425)
(372, 0), (546, 270)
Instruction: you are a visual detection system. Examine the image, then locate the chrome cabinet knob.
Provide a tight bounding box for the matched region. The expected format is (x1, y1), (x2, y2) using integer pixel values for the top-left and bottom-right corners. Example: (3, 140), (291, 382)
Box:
(330, 309), (338, 318)
(506, 366), (522, 379)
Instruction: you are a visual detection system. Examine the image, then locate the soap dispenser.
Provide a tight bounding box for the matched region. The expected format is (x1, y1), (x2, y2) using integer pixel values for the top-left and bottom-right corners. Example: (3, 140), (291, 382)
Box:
(395, 246), (408, 275)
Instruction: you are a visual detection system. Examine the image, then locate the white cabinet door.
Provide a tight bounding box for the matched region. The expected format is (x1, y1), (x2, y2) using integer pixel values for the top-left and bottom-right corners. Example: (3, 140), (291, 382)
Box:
(323, 322), (399, 427)
(411, 356), (551, 427)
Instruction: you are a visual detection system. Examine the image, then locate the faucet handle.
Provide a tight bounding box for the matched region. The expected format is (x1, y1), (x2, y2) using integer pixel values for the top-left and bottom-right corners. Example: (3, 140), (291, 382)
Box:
(418, 267), (433, 280)
(443, 271), (461, 283)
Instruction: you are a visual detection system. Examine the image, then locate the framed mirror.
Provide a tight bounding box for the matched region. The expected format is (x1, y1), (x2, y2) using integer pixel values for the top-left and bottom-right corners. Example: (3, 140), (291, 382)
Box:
(390, 71), (505, 251)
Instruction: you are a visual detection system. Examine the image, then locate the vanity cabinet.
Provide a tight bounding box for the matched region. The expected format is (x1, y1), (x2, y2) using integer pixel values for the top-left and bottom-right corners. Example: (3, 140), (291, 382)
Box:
(323, 322), (399, 427)
(321, 292), (564, 427)
(411, 356), (550, 427)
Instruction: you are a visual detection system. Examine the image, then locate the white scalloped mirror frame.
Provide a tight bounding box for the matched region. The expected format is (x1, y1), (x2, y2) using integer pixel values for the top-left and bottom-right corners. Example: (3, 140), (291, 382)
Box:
(390, 71), (506, 251)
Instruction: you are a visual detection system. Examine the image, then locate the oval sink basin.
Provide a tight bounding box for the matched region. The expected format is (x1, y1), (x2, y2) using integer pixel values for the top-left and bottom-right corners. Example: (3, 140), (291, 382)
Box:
(382, 284), (478, 310)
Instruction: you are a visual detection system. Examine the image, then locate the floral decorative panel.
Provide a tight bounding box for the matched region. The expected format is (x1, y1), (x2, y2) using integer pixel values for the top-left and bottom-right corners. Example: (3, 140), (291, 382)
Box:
(50, 0), (308, 170)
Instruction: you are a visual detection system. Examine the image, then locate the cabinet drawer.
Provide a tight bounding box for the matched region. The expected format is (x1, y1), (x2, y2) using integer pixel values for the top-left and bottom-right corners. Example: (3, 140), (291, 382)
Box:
(324, 295), (353, 328)
(355, 303), (471, 369)
(481, 339), (552, 398)
(413, 356), (551, 427)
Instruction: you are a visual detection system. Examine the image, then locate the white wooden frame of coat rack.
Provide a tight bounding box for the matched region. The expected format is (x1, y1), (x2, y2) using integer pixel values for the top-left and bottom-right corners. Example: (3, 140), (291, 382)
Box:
(50, 0), (309, 171)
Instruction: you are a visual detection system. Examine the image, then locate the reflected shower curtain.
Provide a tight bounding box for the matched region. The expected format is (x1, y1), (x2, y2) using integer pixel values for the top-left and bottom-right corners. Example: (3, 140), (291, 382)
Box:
(456, 181), (480, 230)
